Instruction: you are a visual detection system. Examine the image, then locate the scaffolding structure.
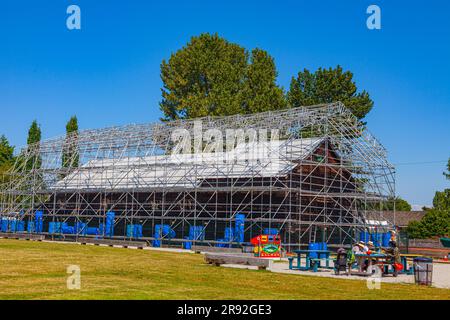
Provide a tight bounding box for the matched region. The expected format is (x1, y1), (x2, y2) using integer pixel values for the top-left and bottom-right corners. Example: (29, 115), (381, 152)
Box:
(0, 102), (395, 250)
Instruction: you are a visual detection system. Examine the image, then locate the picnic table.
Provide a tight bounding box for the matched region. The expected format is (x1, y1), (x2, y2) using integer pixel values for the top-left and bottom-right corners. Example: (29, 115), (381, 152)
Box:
(289, 249), (333, 272)
(354, 252), (387, 275)
(353, 252), (408, 277)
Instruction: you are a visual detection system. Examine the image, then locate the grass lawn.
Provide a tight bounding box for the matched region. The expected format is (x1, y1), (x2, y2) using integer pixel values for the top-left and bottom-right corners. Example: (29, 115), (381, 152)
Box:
(0, 239), (449, 300)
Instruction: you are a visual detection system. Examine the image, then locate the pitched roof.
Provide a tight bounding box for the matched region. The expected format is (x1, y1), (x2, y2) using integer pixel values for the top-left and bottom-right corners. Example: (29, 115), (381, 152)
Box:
(54, 138), (324, 191)
(366, 211), (425, 227)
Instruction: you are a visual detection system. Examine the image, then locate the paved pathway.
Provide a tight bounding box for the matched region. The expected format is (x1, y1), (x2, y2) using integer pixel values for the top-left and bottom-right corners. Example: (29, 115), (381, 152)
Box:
(221, 259), (450, 289)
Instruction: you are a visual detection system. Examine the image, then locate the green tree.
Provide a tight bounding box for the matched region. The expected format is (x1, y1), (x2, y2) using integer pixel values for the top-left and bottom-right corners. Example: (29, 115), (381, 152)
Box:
(160, 33), (286, 121)
(0, 135), (15, 186)
(242, 48), (286, 113)
(406, 220), (427, 239)
(433, 189), (450, 211)
(444, 158), (450, 180)
(62, 116), (80, 173)
(287, 65), (373, 120)
(27, 120), (41, 145)
(26, 120), (42, 170)
(382, 196), (412, 211)
(0, 135), (14, 167)
(407, 208), (450, 239)
(160, 33), (248, 120)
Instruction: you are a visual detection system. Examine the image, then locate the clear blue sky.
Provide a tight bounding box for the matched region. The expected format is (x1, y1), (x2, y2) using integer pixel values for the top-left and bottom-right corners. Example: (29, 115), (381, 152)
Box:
(1, 0), (449, 207)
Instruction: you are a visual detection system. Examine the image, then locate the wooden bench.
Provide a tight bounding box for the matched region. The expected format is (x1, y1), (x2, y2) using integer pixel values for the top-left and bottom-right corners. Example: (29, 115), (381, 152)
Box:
(76, 237), (147, 249)
(192, 245), (242, 254)
(0, 232), (45, 241)
(204, 253), (273, 270)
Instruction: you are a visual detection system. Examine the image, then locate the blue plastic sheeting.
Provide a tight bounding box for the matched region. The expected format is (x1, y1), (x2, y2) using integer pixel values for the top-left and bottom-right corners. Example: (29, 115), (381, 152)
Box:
(16, 221), (25, 232)
(225, 227), (234, 242)
(61, 223), (75, 234)
(34, 211), (43, 233)
(183, 238), (192, 250)
(104, 211), (115, 237)
(234, 214), (245, 243)
(216, 214), (247, 248)
(75, 222), (87, 235)
(216, 227), (234, 248)
(318, 242), (328, 258)
(48, 222), (62, 234)
(126, 224), (143, 239)
(98, 223), (105, 236)
(27, 221), (35, 233)
(86, 227), (99, 235)
(126, 225), (133, 237)
(307, 242), (329, 258)
(0, 218), (24, 233)
(134, 225), (143, 238)
(152, 224), (175, 247)
(189, 226), (205, 241)
(183, 225), (205, 249)
(1, 218), (9, 232)
(382, 232), (391, 247)
(263, 228), (278, 236)
(308, 243), (319, 259)
(370, 233), (383, 247)
(360, 231), (391, 247)
(9, 219), (17, 232)
(359, 231), (370, 242)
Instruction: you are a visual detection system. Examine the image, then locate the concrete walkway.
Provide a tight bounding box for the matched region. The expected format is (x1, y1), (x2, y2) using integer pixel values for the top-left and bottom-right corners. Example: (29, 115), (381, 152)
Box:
(221, 259), (450, 289)
(430, 263), (450, 289)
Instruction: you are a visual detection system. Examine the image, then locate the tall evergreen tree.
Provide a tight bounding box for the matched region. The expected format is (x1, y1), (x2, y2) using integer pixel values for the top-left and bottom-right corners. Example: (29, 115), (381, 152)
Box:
(0, 135), (15, 187)
(287, 65), (373, 120)
(0, 135), (14, 167)
(62, 116), (79, 172)
(27, 120), (41, 145)
(26, 120), (42, 170)
(242, 49), (286, 113)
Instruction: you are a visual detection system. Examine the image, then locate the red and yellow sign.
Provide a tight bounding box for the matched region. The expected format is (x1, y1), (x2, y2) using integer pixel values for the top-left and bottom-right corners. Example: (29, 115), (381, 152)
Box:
(250, 234), (281, 258)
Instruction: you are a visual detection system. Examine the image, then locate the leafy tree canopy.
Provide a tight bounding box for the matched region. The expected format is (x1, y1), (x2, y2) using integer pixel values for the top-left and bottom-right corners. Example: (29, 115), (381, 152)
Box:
(406, 208), (450, 239)
(381, 196), (412, 211)
(160, 33), (286, 120)
(287, 65), (373, 120)
(242, 48), (286, 113)
(433, 189), (450, 211)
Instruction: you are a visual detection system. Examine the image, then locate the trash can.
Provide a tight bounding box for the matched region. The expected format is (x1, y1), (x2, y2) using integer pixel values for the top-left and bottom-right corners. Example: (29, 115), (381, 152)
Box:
(413, 257), (433, 286)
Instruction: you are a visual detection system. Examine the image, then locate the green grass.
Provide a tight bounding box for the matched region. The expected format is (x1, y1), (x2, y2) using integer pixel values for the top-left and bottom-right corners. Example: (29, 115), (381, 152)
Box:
(0, 239), (449, 300)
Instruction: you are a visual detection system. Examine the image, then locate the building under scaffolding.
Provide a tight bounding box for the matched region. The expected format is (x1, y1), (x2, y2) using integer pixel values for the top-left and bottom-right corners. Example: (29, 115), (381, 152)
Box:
(0, 103), (396, 250)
